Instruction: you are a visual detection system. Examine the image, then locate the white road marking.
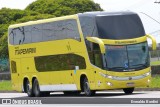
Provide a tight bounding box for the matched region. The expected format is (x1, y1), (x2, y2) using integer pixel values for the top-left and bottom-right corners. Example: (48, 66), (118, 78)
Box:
(0, 91), (159, 98)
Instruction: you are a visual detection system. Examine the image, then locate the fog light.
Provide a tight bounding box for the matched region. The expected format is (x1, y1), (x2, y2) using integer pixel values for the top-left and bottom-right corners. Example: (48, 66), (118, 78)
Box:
(147, 79), (151, 83)
(144, 72), (151, 76)
(107, 75), (113, 79)
(106, 82), (113, 86)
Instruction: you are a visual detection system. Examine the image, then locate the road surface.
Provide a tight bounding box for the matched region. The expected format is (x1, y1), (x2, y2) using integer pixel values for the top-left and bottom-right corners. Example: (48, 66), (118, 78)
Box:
(0, 91), (159, 104)
(0, 91), (160, 98)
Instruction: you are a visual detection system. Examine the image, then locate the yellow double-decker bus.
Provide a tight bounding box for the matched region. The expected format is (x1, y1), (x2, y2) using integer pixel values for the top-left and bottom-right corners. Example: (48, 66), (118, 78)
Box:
(8, 11), (156, 97)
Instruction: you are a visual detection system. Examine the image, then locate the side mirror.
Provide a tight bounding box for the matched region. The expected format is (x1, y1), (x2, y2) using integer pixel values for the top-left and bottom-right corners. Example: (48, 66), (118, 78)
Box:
(146, 34), (157, 50)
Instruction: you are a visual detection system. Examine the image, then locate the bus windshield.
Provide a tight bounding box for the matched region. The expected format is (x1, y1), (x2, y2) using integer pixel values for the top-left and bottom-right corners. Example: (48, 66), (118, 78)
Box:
(105, 42), (149, 72)
(96, 14), (145, 39)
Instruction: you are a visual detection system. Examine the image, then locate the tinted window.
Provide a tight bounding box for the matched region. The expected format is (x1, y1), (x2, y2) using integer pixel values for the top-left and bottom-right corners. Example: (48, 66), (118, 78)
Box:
(11, 61), (17, 73)
(32, 24), (43, 42)
(86, 42), (103, 68)
(23, 26), (32, 44)
(96, 14), (145, 39)
(9, 27), (25, 45)
(42, 19), (80, 41)
(34, 54), (86, 72)
(79, 16), (98, 38)
(9, 28), (14, 45)
(9, 19), (80, 45)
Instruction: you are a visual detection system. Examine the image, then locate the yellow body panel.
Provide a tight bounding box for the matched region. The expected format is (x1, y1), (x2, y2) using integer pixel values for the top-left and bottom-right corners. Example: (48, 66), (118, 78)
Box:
(102, 36), (147, 45)
(8, 14), (152, 92)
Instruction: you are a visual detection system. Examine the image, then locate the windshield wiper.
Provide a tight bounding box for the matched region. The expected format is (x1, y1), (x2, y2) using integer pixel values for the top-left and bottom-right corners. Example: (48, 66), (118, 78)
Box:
(108, 67), (125, 70)
(131, 64), (148, 68)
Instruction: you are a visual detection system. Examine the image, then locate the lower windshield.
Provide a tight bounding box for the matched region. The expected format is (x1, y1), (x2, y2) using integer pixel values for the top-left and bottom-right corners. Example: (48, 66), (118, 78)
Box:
(105, 42), (149, 71)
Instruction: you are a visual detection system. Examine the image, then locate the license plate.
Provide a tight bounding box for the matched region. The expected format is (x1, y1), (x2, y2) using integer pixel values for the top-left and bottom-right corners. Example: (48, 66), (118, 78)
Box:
(126, 82), (135, 87)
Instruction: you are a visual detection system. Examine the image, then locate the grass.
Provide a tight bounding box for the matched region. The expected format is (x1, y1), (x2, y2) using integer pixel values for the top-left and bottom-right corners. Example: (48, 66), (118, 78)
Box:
(0, 76), (160, 91)
(150, 75), (160, 88)
(151, 61), (160, 66)
(0, 80), (12, 91)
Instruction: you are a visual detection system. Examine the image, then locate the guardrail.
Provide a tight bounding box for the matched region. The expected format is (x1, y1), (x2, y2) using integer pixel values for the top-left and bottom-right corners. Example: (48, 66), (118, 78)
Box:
(0, 72), (10, 80)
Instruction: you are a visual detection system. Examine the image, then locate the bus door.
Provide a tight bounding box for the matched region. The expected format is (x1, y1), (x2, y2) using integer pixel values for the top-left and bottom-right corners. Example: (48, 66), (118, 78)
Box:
(10, 59), (21, 91)
(68, 54), (87, 91)
(60, 54), (77, 91)
(60, 54), (86, 91)
(88, 42), (104, 89)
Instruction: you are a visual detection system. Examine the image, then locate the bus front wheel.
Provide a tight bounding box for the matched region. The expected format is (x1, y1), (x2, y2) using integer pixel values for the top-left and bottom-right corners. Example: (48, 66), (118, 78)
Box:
(83, 77), (95, 96)
(123, 88), (134, 94)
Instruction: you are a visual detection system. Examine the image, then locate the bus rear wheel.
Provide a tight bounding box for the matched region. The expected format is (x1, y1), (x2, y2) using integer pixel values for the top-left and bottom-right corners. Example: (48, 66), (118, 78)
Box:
(25, 79), (34, 97)
(83, 77), (95, 96)
(33, 79), (50, 97)
(33, 79), (42, 97)
(123, 88), (134, 94)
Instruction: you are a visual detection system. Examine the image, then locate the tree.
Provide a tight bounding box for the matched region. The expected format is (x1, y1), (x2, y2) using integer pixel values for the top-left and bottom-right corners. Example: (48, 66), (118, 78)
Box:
(0, 0), (103, 59)
(0, 9), (54, 58)
(26, 0), (103, 16)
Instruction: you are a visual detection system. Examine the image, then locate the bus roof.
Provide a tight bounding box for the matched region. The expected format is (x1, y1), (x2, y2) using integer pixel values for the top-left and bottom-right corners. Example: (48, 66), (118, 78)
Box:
(9, 11), (137, 29)
(78, 11), (137, 17)
(9, 14), (78, 29)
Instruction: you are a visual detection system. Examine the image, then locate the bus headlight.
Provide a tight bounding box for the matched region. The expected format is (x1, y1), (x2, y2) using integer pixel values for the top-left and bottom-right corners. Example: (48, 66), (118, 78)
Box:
(106, 75), (113, 79)
(143, 71), (151, 77)
(99, 72), (113, 79)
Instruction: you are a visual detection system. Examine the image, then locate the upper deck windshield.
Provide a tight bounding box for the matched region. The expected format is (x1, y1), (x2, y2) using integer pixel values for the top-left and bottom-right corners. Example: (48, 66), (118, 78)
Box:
(78, 12), (145, 40)
(105, 42), (149, 72)
(96, 14), (145, 39)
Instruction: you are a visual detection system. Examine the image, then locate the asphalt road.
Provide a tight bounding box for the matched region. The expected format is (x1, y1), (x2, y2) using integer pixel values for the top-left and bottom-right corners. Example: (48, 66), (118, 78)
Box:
(0, 91), (160, 98)
(0, 91), (159, 107)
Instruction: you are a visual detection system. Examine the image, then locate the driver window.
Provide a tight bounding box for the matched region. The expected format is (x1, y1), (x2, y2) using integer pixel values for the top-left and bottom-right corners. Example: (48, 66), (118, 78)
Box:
(86, 41), (103, 68)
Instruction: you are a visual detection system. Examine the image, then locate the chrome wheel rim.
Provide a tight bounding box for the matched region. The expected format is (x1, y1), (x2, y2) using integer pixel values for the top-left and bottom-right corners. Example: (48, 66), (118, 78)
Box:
(84, 82), (90, 95)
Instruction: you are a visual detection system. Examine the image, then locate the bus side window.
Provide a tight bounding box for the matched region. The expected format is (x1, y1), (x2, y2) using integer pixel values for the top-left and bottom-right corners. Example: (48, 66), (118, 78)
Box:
(31, 24), (43, 43)
(86, 41), (103, 68)
(9, 27), (25, 45)
(69, 54), (86, 70)
(11, 61), (17, 73)
(93, 43), (103, 68)
(86, 41), (94, 64)
(34, 54), (86, 72)
(9, 28), (14, 45)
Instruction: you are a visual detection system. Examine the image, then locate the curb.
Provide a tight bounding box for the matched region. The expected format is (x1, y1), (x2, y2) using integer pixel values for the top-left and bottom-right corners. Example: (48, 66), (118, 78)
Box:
(135, 88), (160, 91)
(0, 88), (159, 93)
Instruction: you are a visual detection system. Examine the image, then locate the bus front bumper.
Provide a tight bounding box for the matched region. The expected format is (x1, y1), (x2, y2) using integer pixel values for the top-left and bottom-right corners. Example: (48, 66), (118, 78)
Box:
(97, 74), (151, 90)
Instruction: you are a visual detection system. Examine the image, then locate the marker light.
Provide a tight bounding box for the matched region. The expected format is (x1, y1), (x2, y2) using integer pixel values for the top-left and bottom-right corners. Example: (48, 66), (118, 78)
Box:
(143, 72), (151, 77)
(106, 82), (113, 86)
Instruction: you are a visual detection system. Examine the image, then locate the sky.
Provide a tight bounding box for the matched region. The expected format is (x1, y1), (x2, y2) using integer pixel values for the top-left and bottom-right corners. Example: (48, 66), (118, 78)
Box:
(0, 0), (160, 41)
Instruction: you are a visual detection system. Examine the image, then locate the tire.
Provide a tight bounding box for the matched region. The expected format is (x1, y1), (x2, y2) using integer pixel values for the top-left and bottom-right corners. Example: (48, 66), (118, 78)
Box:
(83, 77), (95, 96)
(25, 80), (34, 97)
(33, 79), (42, 97)
(123, 88), (134, 94)
(64, 91), (80, 95)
